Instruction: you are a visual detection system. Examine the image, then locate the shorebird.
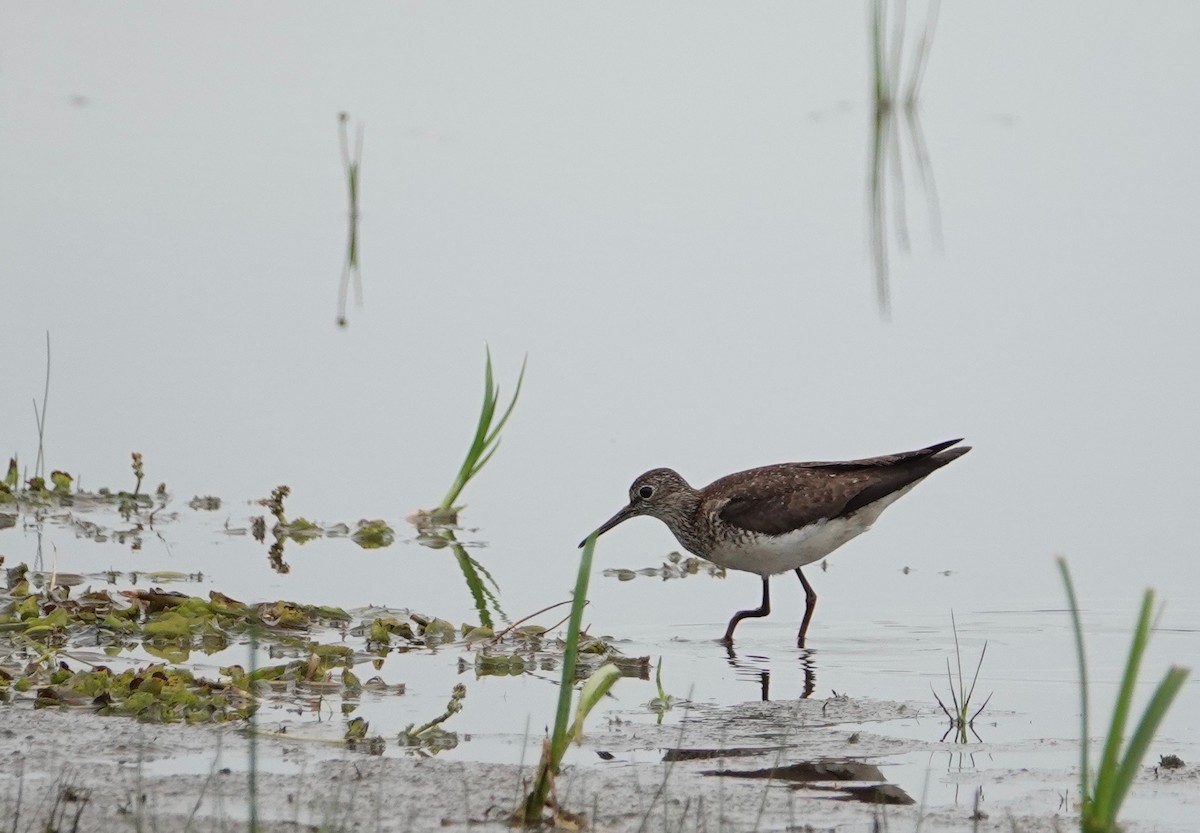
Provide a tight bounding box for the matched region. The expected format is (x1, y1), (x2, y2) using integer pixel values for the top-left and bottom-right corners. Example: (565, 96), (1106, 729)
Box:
(584, 438), (970, 646)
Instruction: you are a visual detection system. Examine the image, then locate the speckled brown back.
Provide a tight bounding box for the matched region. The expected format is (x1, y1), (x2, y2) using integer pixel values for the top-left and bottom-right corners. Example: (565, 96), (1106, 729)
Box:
(710, 439), (970, 536)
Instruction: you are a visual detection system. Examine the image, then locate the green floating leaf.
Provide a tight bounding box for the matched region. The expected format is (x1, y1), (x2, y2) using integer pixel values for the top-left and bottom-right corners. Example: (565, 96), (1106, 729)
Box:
(50, 470), (73, 494)
(351, 519), (395, 549)
(143, 613), (194, 640)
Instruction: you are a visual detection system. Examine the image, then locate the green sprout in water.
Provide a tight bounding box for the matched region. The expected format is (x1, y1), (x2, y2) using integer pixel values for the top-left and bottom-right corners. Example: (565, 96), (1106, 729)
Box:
(1058, 557), (1189, 833)
(413, 347), (524, 527)
(932, 610), (992, 743)
(117, 452), (152, 518)
(648, 656), (677, 724)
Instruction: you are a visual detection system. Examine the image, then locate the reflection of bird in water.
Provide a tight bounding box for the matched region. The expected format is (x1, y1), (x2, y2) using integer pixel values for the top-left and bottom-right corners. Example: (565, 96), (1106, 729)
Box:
(586, 439), (970, 647)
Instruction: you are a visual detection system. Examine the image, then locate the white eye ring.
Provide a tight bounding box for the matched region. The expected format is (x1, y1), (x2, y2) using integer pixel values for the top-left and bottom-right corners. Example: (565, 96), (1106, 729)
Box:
(638, 485), (654, 499)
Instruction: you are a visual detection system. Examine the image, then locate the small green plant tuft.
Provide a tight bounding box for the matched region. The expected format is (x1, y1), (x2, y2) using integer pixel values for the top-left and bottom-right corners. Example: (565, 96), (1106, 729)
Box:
(932, 611), (991, 743)
(1058, 557), (1190, 833)
(648, 656), (677, 724)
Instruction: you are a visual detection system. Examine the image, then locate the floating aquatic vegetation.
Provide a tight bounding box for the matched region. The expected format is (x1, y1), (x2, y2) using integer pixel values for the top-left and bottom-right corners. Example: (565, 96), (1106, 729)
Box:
(1, 563), (352, 661)
(252, 486), (396, 572)
(471, 633), (647, 682)
(11, 660), (256, 723)
(344, 716), (386, 754)
(603, 551), (726, 582)
(350, 519), (395, 549)
(0, 452), (185, 563)
(400, 683), (465, 756)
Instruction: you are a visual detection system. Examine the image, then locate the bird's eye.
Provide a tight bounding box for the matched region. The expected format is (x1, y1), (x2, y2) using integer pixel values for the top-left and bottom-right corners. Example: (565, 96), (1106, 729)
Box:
(638, 485), (654, 499)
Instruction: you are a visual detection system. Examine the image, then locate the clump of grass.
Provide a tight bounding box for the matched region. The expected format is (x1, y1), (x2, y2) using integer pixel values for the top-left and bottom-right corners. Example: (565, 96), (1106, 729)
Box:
(932, 611), (991, 743)
(412, 348), (525, 526)
(515, 534), (620, 826)
(1058, 557), (1189, 833)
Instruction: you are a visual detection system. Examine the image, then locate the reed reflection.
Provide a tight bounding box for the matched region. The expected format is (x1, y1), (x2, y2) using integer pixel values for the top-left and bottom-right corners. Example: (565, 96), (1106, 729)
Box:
(867, 0), (942, 319)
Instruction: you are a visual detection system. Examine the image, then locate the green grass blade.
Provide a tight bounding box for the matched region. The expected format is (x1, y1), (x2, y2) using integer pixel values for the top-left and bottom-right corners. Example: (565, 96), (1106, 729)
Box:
(1106, 666), (1189, 822)
(465, 550), (503, 595)
(441, 348), (516, 511)
(550, 532), (598, 766)
(521, 533), (598, 821)
(483, 354), (526, 448)
(1092, 590), (1154, 818)
(870, 0), (887, 106)
(1057, 557), (1092, 804)
(951, 610), (965, 705)
(468, 441), (501, 481)
(450, 541), (496, 631)
(903, 0), (940, 105)
(468, 350), (500, 456)
(965, 641), (988, 706)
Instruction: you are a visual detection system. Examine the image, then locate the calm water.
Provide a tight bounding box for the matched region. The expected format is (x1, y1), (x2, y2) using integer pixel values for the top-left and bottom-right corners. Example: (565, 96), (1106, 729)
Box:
(3, 4), (1198, 828)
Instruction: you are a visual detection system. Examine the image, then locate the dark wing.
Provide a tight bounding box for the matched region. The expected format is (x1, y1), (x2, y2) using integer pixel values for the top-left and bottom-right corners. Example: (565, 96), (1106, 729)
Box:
(791, 438), (965, 469)
(714, 440), (970, 536)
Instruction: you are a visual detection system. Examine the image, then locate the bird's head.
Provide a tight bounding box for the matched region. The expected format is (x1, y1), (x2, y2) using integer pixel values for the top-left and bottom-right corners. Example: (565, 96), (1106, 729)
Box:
(581, 468), (695, 547)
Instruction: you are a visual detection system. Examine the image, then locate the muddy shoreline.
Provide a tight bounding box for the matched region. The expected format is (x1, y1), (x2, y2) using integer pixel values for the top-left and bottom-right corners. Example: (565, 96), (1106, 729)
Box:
(3, 698), (1195, 832)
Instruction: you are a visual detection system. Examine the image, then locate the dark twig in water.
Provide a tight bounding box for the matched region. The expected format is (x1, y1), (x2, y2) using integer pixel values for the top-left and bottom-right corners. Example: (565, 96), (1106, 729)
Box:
(490, 599), (575, 642)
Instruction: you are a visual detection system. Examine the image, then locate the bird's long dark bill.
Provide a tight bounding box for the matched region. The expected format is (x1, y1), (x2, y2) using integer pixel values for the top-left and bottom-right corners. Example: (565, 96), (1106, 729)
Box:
(578, 504), (636, 548)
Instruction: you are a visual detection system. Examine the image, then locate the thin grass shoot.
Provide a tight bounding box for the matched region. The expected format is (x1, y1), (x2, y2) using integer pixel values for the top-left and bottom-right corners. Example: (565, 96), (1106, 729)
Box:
(931, 611), (991, 743)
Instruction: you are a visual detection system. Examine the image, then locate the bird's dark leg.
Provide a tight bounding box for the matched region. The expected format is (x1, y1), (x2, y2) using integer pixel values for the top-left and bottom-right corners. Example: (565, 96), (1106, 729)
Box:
(795, 567), (817, 648)
(722, 576), (770, 644)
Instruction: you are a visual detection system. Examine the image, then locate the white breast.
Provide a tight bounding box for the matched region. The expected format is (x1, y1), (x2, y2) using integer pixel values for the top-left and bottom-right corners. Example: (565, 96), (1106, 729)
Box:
(703, 483), (918, 577)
